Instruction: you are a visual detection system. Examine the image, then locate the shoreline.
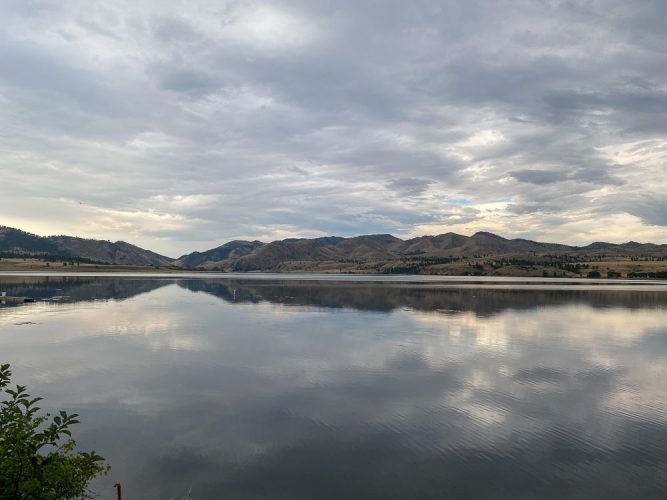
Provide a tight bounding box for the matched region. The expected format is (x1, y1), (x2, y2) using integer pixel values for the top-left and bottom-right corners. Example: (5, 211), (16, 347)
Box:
(3, 259), (667, 280)
(1, 270), (666, 285)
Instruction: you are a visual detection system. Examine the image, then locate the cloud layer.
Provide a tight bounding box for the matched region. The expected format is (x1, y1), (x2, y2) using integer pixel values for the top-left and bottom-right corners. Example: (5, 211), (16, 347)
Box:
(1, 0), (666, 255)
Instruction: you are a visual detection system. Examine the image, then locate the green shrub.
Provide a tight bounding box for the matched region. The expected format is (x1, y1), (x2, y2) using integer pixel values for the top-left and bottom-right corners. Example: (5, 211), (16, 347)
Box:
(0, 363), (108, 499)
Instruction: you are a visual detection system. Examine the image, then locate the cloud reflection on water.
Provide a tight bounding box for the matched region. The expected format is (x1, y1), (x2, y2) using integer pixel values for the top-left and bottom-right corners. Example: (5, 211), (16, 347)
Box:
(0, 277), (665, 499)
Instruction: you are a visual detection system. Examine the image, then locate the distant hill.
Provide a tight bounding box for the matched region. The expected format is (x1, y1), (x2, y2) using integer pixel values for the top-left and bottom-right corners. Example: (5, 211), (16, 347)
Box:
(177, 231), (667, 272)
(175, 240), (265, 268)
(0, 226), (174, 266)
(3, 225), (667, 275)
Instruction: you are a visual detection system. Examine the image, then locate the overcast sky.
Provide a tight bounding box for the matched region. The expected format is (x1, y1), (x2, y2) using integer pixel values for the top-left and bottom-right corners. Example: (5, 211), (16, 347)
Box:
(1, 0), (666, 256)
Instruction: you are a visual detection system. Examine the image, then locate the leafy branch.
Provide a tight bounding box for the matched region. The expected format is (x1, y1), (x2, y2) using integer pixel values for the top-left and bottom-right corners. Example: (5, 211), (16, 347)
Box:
(0, 363), (109, 499)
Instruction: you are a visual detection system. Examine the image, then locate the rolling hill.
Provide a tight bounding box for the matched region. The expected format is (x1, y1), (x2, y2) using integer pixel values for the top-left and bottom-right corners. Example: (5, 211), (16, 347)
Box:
(3, 225), (666, 274)
(176, 231), (667, 272)
(0, 226), (174, 266)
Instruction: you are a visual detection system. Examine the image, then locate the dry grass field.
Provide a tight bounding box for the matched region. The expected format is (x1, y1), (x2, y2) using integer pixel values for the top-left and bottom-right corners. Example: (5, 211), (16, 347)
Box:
(0, 258), (183, 273)
(0, 257), (665, 278)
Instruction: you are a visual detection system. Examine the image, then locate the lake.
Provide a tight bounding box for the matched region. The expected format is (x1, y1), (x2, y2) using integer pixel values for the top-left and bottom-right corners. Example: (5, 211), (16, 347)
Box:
(1, 274), (666, 499)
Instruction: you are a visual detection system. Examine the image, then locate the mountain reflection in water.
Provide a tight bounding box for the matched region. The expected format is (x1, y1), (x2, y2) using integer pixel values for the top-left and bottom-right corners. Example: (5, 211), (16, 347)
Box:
(0, 276), (666, 499)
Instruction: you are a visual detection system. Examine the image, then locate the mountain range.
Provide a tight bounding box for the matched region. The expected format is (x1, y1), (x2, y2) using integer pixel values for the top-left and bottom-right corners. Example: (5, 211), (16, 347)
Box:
(1, 225), (666, 273)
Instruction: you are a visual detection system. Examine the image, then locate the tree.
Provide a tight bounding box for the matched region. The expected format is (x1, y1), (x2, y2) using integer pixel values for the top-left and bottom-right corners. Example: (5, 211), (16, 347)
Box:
(0, 364), (108, 499)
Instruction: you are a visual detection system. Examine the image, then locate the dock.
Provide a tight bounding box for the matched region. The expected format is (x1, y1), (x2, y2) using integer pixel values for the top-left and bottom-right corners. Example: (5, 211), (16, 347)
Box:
(0, 294), (35, 303)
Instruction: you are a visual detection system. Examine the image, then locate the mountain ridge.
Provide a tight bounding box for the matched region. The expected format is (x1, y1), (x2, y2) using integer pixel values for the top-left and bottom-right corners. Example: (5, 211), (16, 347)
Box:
(175, 230), (667, 272)
(2, 225), (666, 273)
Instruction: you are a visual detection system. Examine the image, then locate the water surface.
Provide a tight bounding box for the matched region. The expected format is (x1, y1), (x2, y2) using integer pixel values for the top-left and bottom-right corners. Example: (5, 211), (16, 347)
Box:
(1, 275), (666, 499)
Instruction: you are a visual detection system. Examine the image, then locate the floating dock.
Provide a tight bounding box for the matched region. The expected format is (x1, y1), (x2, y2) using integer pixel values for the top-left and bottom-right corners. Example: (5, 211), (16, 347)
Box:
(0, 295), (35, 303)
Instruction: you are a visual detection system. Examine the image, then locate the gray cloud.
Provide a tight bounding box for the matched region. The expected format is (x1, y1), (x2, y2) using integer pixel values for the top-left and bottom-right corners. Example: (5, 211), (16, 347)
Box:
(385, 178), (432, 196)
(511, 170), (569, 185)
(155, 67), (220, 95)
(152, 16), (201, 42)
(1, 0), (666, 253)
(511, 166), (623, 186)
(615, 194), (667, 227)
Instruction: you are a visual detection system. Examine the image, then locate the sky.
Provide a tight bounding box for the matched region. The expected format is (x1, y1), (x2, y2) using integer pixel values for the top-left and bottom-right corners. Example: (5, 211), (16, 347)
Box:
(0, 0), (666, 257)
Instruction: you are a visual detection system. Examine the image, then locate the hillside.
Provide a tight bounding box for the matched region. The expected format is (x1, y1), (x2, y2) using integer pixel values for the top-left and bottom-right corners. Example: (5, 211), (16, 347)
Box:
(2, 225), (667, 276)
(175, 240), (265, 268)
(178, 231), (667, 275)
(0, 226), (174, 266)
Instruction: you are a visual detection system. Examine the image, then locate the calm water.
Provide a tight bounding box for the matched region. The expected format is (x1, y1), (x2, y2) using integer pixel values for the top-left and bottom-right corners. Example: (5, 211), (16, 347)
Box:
(1, 275), (666, 499)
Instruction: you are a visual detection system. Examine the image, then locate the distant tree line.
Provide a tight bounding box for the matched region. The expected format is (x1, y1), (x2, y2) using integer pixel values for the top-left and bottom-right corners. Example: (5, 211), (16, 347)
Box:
(0, 251), (102, 264)
(627, 271), (667, 279)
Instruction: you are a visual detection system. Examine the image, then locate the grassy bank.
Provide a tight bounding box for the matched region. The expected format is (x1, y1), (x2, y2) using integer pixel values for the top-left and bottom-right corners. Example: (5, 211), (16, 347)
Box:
(1, 257), (665, 278)
(0, 258), (184, 273)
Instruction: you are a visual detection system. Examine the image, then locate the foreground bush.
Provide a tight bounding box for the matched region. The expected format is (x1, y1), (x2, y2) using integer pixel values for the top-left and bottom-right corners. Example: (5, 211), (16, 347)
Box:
(0, 364), (108, 499)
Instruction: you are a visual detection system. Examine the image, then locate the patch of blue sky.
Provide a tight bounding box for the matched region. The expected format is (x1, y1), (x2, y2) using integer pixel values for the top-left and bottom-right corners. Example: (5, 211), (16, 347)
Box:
(446, 197), (473, 206)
